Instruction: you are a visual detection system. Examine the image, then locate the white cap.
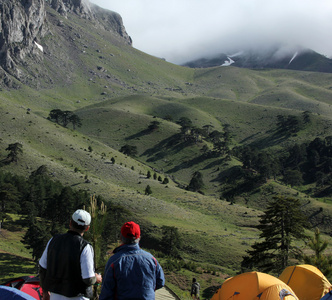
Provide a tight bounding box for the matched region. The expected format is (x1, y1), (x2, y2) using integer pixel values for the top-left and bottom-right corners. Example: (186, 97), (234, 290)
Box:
(72, 209), (91, 226)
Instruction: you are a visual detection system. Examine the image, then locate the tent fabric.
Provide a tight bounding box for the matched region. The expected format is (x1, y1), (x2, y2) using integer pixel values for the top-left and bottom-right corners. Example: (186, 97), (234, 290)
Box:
(0, 285), (36, 300)
(3, 276), (32, 289)
(210, 271), (298, 300)
(279, 265), (332, 300)
(2, 276), (43, 300)
(210, 286), (222, 300)
(259, 284), (298, 300)
(321, 291), (332, 300)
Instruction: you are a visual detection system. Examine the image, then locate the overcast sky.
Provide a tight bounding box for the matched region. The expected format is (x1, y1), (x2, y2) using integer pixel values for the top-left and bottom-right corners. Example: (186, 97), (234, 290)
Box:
(90, 0), (332, 64)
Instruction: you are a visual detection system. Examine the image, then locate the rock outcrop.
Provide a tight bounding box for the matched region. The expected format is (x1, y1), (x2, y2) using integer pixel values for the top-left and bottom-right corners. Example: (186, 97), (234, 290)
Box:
(0, 0), (131, 84)
(48, 0), (132, 44)
(90, 3), (132, 45)
(0, 0), (46, 78)
(51, 0), (91, 18)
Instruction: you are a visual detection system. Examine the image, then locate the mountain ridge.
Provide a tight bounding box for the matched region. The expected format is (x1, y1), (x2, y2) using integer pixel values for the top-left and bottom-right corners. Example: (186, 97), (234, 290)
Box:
(183, 45), (332, 73)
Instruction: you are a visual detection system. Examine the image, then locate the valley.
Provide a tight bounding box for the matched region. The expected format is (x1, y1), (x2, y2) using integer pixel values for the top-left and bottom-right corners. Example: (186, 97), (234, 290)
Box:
(0, 1), (331, 298)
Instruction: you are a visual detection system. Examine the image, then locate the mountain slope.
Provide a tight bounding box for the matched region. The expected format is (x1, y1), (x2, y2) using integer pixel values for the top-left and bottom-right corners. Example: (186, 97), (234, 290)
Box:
(0, 0), (332, 291)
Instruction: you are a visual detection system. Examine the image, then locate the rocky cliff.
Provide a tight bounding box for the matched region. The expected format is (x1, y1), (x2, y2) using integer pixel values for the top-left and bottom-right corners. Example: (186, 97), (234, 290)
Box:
(0, 0), (131, 85)
(50, 0), (132, 43)
(0, 0), (46, 81)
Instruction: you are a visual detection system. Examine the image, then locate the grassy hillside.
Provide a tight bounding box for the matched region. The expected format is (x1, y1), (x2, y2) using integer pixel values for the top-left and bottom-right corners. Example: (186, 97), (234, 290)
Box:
(1, 4), (332, 297)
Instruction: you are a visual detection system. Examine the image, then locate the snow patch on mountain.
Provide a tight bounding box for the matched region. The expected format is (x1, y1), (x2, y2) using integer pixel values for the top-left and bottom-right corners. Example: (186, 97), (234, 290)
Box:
(34, 41), (43, 52)
(229, 51), (244, 58)
(221, 57), (235, 66)
(221, 51), (244, 66)
(289, 52), (298, 65)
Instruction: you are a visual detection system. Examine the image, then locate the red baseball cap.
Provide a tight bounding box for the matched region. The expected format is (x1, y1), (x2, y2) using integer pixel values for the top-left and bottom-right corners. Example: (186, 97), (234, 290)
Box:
(121, 221), (141, 239)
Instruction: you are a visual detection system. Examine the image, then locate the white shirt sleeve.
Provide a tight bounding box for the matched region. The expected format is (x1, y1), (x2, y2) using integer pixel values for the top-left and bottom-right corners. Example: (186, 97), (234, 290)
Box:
(39, 238), (52, 269)
(80, 244), (95, 279)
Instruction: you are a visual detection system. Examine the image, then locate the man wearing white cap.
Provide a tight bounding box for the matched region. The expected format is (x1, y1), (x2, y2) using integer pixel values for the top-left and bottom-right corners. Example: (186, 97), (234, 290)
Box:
(39, 209), (102, 300)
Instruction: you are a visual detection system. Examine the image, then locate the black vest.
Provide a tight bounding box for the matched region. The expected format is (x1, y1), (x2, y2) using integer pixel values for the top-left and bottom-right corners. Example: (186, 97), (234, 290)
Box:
(43, 231), (93, 298)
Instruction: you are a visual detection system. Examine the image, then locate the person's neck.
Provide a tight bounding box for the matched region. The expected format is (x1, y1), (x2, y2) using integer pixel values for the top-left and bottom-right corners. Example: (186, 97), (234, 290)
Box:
(69, 227), (84, 236)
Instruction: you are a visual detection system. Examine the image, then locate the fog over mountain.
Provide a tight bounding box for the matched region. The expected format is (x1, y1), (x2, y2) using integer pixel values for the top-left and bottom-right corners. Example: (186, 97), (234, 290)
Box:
(90, 0), (332, 65)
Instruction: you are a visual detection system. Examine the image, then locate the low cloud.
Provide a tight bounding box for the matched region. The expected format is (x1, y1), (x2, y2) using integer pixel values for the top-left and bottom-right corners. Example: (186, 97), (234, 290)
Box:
(91, 0), (332, 64)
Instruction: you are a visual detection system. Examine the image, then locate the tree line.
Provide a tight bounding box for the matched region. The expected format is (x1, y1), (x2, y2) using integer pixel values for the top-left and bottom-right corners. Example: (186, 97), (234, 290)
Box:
(0, 165), (184, 272)
(120, 117), (232, 159)
(119, 114), (327, 196)
(1, 162), (331, 281)
(0, 166), (130, 268)
(176, 117), (232, 156)
(232, 135), (332, 193)
(1, 165), (330, 278)
(48, 109), (82, 129)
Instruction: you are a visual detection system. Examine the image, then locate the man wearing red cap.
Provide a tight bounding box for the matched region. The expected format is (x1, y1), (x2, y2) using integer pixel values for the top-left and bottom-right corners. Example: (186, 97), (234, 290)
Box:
(99, 221), (165, 300)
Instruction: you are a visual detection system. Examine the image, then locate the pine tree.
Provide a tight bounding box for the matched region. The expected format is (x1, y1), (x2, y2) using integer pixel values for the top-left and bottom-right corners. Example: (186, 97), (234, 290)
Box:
(22, 218), (51, 263)
(302, 228), (332, 278)
(145, 185), (152, 195)
(49, 109), (64, 124)
(120, 144), (138, 157)
(148, 120), (160, 131)
(69, 114), (82, 129)
(241, 195), (308, 274)
(161, 226), (182, 257)
(0, 182), (21, 229)
(5, 142), (23, 163)
(187, 171), (204, 192)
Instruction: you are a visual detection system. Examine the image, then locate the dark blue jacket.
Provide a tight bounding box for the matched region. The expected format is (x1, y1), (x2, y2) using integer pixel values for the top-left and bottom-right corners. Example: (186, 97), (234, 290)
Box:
(99, 243), (165, 300)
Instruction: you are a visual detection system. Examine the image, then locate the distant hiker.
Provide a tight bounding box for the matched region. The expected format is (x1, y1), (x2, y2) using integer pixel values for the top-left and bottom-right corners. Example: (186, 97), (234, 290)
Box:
(191, 278), (200, 300)
(99, 221), (165, 300)
(39, 209), (102, 300)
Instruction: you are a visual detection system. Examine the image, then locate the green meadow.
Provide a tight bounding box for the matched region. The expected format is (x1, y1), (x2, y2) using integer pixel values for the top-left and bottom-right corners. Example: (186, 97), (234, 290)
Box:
(0, 5), (332, 297)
